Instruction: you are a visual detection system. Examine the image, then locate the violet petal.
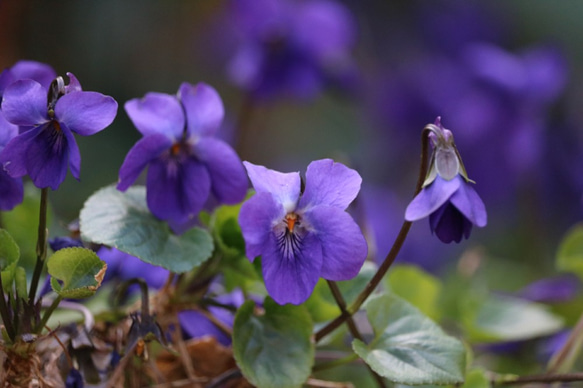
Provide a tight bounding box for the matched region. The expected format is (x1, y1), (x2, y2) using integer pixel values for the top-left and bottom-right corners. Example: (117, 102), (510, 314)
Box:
(239, 192), (284, 260)
(179, 82), (224, 137)
(405, 176), (461, 221)
(55, 91), (117, 136)
(1, 79), (48, 126)
(243, 161), (300, 213)
(124, 93), (184, 138)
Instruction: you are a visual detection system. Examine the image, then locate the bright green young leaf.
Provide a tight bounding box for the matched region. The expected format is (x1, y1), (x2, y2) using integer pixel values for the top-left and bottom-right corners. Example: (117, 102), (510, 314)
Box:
(0, 229), (20, 293)
(79, 185), (214, 273)
(233, 297), (314, 388)
(463, 295), (563, 343)
(460, 369), (490, 388)
(47, 247), (106, 299)
(353, 293), (466, 385)
(386, 264), (443, 321)
(556, 223), (583, 280)
(3, 183), (53, 270)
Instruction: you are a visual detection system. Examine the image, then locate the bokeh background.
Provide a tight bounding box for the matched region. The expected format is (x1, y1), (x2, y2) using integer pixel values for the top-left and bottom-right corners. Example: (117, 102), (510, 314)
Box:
(2, 0), (583, 328)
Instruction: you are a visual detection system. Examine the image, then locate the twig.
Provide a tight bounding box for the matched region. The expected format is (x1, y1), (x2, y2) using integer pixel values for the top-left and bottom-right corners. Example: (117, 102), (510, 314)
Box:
(305, 377), (355, 388)
(490, 371), (583, 386)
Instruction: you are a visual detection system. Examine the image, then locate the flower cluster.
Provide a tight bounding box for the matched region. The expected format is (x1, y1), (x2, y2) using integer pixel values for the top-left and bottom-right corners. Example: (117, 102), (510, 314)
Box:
(238, 159), (368, 304)
(117, 82), (248, 230)
(405, 118), (487, 243)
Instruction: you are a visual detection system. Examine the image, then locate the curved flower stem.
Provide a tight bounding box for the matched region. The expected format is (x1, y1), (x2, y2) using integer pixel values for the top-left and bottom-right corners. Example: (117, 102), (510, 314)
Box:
(28, 187), (49, 306)
(490, 372), (583, 386)
(316, 126), (432, 343)
(326, 280), (387, 388)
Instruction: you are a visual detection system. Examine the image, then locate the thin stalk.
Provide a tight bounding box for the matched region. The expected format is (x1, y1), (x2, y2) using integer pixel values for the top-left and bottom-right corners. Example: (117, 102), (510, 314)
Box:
(326, 281), (387, 388)
(490, 372), (583, 386)
(35, 295), (63, 333)
(0, 274), (15, 341)
(316, 127), (431, 342)
(312, 353), (360, 372)
(28, 187), (49, 305)
(547, 311), (583, 374)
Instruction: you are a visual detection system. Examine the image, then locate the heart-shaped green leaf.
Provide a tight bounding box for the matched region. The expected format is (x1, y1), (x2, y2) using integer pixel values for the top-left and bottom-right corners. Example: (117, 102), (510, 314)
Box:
(353, 292), (466, 385)
(47, 247), (106, 299)
(233, 297), (314, 388)
(79, 185), (213, 273)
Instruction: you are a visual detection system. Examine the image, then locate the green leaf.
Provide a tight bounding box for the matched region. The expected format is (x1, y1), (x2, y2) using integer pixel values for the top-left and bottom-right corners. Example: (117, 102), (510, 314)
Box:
(353, 293), (466, 385)
(0, 229), (20, 293)
(47, 247), (106, 299)
(386, 264), (443, 321)
(79, 185), (214, 273)
(556, 223), (583, 280)
(233, 298), (314, 388)
(463, 295), (563, 343)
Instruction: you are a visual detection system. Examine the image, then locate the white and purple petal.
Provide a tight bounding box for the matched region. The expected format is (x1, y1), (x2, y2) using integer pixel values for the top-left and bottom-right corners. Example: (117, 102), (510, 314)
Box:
(299, 158), (361, 211)
(262, 231), (323, 305)
(239, 192), (284, 260)
(243, 161), (301, 213)
(55, 91), (117, 136)
(449, 179), (487, 227)
(304, 205), (367, 280)
(193, 137), (247, 204)
(124, 93), (185, 139)
(146, 157), (211, 224)
(1, 79), (48, 126)
(179, 82), (224, 137)
(117, 133), (173, 191)
(405, 176), (461, 221)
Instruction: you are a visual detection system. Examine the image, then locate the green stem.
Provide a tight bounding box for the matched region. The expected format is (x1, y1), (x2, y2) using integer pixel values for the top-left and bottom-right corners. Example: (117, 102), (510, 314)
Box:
(326, 281), (387, 388)
(35, 295), (63, 333)
(28, 187), (49, 305)
(312, 353), (360, 372)
(0, 274), (15, 341)
(547, 311), (583, 374)
(490, 372), (583, 386)
(316, 127), (431, 342)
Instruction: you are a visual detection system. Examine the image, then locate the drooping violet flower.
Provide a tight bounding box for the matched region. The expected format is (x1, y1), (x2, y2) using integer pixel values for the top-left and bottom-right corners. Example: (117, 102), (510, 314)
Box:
(238, 159), (367, 305)
(0, 73), (118, 190)
(225, 0), (357, 100)
(405, 117), (487, 243)
(117, 82), (248, 229)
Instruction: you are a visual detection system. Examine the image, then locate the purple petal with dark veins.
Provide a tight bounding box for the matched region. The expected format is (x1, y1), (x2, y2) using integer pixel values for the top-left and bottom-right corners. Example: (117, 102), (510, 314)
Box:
(299, 158), (361, 210)
(194, 137), (247, 204)
(179, 82), (224, 137)
(262, 231), (323, 305)
(405, 176), (461, 221)
(1, 79), (48, 126)
(238, 192), (284, 260)
(124, 92), (184, 138)
(146, 157), (211, 223)
(56, 91), (118, 136)
(305, 205), (367, 280)
(117, 133), (173, 191)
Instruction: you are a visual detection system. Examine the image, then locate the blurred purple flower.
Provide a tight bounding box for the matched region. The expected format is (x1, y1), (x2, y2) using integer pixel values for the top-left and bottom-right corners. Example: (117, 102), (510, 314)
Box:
(179, 289), (244, 346)
(0, 73), (118, 190)
(225, 0), (357, 100)
(239, 159), (367, 305)
(97, 246), (169, 288)
(518, 274), (580, 303)
(117, 82), (247, 229)
(405, 118), (487, 243)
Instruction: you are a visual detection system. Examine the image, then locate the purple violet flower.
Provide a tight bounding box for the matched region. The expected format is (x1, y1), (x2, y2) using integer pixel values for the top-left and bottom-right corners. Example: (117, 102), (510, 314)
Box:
(238, 159), (368, 305)
(0, 60), (56, 98)
(405, 118), (487, 243)
(0, 73), (118, 190)
(117, 82), (248, 229)
(226, 0), (357, 100)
